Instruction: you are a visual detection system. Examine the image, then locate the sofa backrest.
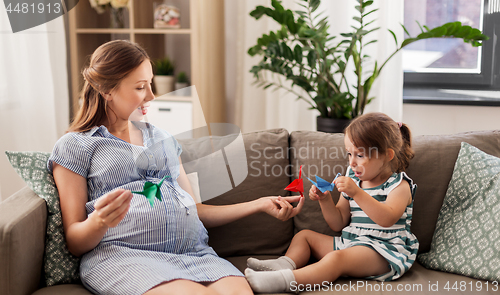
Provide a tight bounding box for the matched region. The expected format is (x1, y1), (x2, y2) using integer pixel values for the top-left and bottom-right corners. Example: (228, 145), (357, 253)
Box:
(407, 130), (500, 253)
(290, 130), (500, 254)
(180, 129), (293, 257)
(182, 128), (500, 257)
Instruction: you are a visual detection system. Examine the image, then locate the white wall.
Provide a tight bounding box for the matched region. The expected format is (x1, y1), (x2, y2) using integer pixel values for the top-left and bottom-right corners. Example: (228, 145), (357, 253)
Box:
(403, 104), (500, 136)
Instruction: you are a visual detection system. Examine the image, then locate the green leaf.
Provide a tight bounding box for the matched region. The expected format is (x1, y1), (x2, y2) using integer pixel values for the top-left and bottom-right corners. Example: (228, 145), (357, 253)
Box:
(456, 25), (472, 38)
(310, 0), (321, 13)
(400, 23), (410, 37)
(415, 20), (424, 33)
(286, 10), (298, 34)
(307, 50), (317, 68)
(294, 44), (303, 63)
(281, 42), (294, 60)
(443, 22), (460, 36)
(401, 37), (418, 47)
(364, 39), (377, 47)
(388, 29), (398, 46)
(362, 8), (379, 18)
(249, 6), (268, 19)
(430, 26), (446, 37)
(362, 0), (374, 8)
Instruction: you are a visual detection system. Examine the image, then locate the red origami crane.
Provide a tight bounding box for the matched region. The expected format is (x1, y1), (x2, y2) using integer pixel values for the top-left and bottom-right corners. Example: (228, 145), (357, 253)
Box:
(284, 165), (304, 197)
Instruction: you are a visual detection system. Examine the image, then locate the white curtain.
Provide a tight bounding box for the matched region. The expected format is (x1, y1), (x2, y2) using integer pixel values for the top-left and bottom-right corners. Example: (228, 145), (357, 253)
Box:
(0, 8), (69, 200)
(225, 0), (404, 133)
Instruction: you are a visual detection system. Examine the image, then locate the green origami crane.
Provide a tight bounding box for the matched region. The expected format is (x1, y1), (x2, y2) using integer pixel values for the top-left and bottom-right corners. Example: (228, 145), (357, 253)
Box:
(132, 175), (171, 207)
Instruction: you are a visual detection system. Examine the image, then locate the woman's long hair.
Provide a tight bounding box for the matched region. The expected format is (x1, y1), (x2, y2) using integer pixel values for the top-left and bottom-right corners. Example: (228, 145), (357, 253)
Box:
(68, 40), (150, 132)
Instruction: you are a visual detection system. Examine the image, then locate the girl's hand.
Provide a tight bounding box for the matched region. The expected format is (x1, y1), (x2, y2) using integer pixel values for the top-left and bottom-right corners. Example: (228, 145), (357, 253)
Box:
(334, 176), (362, 198)
(309, 185), (330, 201)
(92, 189), (133, 228)
(261, 196), (304, 221)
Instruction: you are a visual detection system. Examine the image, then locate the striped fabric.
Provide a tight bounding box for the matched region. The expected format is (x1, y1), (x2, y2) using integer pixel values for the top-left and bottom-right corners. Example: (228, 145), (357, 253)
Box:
(334, 167), (419, 281)
(48, 123), (242, 295)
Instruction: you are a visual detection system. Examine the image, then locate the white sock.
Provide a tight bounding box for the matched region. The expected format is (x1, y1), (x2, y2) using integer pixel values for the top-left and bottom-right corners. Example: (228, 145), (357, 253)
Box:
(244, 268), (296, 293)
(247, 256), (296, 271)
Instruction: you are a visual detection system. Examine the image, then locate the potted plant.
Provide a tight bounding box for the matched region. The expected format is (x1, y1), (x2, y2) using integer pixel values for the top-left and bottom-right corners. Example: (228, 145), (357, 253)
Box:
(248, 0), (488, 132)
(153, 56), (175, 95)
(174, 71), (191, 96)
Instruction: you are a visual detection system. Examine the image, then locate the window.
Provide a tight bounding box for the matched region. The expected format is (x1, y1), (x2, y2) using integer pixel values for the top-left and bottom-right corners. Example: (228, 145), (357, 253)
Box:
(403, 0), (500, 105)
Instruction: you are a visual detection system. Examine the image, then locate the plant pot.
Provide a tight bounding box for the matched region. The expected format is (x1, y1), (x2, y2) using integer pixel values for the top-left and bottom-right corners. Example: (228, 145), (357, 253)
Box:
(316, 116), (351, 133)
(174, 82), (190, 96)
(154, 75), (175, 96)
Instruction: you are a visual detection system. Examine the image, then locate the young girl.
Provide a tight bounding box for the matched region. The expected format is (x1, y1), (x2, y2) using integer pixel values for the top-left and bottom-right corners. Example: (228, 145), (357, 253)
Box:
(48, 40), (304, 295)
(245, 112), (419, 293)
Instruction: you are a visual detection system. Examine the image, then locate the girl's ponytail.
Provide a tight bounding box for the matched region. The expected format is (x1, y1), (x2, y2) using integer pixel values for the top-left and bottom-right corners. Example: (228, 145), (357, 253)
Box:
(397, 123), (414, 172)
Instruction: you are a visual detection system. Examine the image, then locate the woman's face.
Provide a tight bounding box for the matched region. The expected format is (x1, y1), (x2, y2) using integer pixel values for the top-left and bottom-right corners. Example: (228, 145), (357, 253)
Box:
(106, 59), (155, 123)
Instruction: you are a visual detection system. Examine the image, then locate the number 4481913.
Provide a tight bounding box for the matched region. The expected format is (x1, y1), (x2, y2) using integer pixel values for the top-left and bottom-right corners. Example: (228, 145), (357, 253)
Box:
(5, 2), (61, 14)
(444, 280), (499, 292)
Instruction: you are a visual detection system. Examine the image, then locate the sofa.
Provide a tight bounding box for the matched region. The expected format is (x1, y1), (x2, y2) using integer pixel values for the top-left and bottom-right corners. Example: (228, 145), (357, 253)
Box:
(1, 128), (500, 295)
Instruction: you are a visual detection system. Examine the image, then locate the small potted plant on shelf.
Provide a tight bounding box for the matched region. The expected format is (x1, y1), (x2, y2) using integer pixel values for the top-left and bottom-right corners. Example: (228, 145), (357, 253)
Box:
(153, 56), (175, 96)
(176, 71), (190, 87)
(248, 0), (488, 132)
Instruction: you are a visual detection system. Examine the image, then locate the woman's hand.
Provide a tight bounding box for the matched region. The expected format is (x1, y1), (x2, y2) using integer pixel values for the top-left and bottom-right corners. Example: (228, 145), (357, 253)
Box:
(260, 196), (304, 221)
(334, 176), (362, 199)
(91, 189), (133, 228)
(309, 185), (330, 201)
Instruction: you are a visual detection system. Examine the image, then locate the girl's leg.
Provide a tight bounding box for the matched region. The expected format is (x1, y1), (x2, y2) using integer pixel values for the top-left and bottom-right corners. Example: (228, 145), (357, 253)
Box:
(247, 229), (334, 271)
(246, 245), (390, 293)
(205, 276), (253, 295)
(144, 279), (218, 295)
(285, 229), (335, 267)
(294, 245), (390, 285)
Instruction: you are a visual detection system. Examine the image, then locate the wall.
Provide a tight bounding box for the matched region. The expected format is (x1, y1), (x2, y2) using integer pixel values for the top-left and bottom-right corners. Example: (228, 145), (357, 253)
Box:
(403, 103), (500, 136)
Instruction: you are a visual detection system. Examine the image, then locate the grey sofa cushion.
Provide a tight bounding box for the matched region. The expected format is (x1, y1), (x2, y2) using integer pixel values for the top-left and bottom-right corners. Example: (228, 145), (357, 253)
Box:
(289, 131), (347, 236)
(182, 129), (294, 257)
(408, 130), (500, 253)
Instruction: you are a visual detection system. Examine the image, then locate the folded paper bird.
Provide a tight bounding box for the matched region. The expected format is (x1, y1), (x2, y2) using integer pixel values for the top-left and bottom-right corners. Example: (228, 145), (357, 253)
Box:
(306, 173), (341, 193)
(132, 175), (171, 207)
(284, 165), (304, 197)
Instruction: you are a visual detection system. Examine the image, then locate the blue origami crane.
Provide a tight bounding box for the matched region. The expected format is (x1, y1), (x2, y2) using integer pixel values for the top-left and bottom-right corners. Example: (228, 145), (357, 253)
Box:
(306, 173), (342, 193)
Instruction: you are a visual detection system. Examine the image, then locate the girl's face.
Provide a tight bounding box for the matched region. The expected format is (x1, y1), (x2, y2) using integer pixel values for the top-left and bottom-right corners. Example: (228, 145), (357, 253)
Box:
(106, 60), (155, 123)
(344, 133), (393, 183)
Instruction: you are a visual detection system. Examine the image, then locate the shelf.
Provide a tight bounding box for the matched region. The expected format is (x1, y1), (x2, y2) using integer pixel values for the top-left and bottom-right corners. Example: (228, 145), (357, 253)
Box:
(155, 95), (194, 103)
(75, 28), (192, 35)
(68, 0), (226, 128)
(76, 28), (131, 34)
(133, 28), (192, 35)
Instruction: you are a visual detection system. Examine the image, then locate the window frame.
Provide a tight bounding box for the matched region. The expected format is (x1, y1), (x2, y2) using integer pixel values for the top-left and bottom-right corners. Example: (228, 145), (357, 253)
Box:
(403, 0), (500, 93)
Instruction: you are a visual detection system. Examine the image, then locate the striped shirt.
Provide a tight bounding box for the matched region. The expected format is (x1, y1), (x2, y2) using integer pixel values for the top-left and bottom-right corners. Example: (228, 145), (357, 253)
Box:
(48, 123), (242, 295)
(334, 167), (419, 281)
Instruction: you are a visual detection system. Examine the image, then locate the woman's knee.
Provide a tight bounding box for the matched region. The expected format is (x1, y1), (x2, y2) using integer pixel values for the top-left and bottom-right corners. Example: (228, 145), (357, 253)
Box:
(294, 229), (314, 241)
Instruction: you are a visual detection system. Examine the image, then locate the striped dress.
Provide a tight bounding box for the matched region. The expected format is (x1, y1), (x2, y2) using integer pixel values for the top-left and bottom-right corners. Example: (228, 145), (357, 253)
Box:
(48, 123), (242, 295)
(334, 167), (419, 281)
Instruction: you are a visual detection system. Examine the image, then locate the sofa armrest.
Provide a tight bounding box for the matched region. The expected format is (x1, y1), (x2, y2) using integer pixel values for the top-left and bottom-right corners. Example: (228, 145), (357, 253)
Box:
(0, 186), (47, 295)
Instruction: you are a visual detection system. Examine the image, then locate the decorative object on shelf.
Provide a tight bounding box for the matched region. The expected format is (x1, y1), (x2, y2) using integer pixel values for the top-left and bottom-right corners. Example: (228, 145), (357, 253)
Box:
(154, 3), (181, 29)
(248, 0), (489, 132)
(153, 56), (175, 95)
(89, 0), (129, 28)
(110, 7), (125, 28)
(175, 71), (190, 95)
